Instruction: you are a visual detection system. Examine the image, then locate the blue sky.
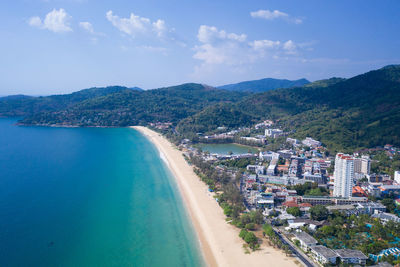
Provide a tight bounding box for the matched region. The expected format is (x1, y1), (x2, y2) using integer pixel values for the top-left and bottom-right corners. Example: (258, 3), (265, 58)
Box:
(0, 0), (399, 95)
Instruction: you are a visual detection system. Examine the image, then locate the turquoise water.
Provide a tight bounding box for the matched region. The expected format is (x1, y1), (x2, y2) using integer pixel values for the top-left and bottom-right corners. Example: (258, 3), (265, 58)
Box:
(0, 118), (203, 266)
(198, 143), (258, 155)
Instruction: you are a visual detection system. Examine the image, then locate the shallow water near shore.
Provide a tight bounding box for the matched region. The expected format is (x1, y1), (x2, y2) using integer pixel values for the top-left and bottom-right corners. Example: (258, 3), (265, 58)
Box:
(0, 118), (204, 266)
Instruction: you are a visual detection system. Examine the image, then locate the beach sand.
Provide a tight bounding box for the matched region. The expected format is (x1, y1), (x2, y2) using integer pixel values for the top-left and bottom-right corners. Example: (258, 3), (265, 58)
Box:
(133, 126), (297, 267)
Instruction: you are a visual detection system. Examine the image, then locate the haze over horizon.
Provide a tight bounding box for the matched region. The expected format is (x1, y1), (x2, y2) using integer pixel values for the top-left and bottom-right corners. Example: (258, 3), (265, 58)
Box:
(1, 0), (399, 95)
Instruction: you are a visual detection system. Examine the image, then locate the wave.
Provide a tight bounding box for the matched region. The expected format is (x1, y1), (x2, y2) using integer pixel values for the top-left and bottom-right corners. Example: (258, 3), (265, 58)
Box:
(159, 150), (170, 167)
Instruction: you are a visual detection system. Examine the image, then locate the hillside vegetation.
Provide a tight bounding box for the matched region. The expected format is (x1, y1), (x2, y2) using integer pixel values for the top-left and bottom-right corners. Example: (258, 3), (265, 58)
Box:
(1, 65), (399, 151)
(218, 78), (310, 92)
(1, 84), (249, 126)
(179, 65), (400, 151)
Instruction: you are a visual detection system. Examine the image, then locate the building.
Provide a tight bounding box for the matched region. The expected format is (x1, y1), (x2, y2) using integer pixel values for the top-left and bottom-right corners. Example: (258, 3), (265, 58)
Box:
(286, 138), (300, 146)
(259, 151), (280, 161)
(352, 186), (368, 197)
(334, 249), (368, 265)
(333, 153), (355, 198)
(302, 137), (321, 148)
(246, 165), (265, 175)
(303, 173), (326, 184)
(354, 156), (371, 175)
(300, 196), (367, 206)
(372, 211), (400, 224)
(266, 163), (277, 176)
(265, 128), (284, 138)
(293, 231), (318, 252)
(310, 245), (338, 265)
(356, 202), (386, 215)
(395, 170), (400, 184)
(380, 185), (400, 194)
(326, 204), (357, 215)
(240, 136), (266, 144)
(369, 247), (400, 263)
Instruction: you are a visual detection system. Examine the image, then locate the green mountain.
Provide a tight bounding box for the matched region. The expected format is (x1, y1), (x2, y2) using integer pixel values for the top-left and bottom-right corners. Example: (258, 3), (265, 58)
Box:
(3, 83), (249, 126)
(179, 65), (400, 151)
(0, 86), (131, 117)
(1, 65), (399, 151)
(218, 78), (310, 92)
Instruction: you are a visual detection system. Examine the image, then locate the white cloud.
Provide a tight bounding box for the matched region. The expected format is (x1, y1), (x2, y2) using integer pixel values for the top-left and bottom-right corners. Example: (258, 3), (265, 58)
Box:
(194, 25), (301, 66)
(194, 26), (250, 66)
(250, 40), (281, 50)
(28, 16), (42, 27)
(79, 21), (105, 37)
(283, 40), (297, 54)
(192, 25), (307, 79)
(250, 9), (288, 20)
(28, 8), (72, 33)
(152, 19), (166, 37)
(106, 10), (169, 39)
(79, 22), (94, 34)
(250, 9), (303, 24)
(197, 25), (247, 43)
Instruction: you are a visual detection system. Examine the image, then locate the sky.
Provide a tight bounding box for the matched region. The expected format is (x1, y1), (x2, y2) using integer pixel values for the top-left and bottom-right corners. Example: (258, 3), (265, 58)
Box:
(0, 0), (399, 95)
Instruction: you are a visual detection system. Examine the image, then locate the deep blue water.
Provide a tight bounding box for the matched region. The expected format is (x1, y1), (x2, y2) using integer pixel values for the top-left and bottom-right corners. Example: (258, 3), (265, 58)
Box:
(0, 118), (203, 266)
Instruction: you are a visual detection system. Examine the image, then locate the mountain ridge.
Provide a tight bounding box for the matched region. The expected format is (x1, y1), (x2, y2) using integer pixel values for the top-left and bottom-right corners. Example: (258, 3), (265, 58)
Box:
(1, 65), (399, 150)
(218, 77), (310, 92)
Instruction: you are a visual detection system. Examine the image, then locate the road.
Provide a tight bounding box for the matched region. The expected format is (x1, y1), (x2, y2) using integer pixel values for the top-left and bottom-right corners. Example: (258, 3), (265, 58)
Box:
(272, 227), (318, 267)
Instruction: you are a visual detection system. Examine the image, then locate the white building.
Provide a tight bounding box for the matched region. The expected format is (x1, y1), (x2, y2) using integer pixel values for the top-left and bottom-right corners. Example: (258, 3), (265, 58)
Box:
(265, 128), (283, 138)
(246, 165), (265, 175)
(354, 156), (371, 175)
(266, 163), (277, 176)
(302, 137), (321, 148)
(310, 245), (338, 265)
(259, 151), (280, 161)
(293, 231), (318, 252)
(333, 153), (355, 198)
(395, 170), (400, 184)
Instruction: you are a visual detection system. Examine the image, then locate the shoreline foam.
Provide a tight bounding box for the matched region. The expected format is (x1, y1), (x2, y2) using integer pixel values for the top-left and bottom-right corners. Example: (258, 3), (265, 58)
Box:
(132, 126), (297, 267)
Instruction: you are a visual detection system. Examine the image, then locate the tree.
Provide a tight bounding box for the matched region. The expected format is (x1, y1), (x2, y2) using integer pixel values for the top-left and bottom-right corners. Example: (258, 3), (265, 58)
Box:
(310, 205), (328, 221)
(286, 207), (301, 217)
(249, 210), (264, 224)
(239, 229), (247, 239)
(244, 231), (258, 249)
(263, 224), (274, 237)
(245, 223), (256, 230)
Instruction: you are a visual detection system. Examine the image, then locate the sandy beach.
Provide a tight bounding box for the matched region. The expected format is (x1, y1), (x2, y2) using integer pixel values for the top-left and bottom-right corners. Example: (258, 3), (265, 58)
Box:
(133, 126), (297, 267)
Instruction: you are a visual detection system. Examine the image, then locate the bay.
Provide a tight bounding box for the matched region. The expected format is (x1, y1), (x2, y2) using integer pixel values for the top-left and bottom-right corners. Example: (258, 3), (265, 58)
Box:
(0, 118), (203, 267)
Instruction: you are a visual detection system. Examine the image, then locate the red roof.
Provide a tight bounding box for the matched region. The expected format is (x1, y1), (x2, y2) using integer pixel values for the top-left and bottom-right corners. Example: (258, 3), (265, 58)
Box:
(283, 201), (299, 208)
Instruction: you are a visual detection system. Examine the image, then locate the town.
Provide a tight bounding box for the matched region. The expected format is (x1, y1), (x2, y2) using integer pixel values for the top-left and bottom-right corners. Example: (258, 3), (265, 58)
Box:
(155, 120), (400, 266)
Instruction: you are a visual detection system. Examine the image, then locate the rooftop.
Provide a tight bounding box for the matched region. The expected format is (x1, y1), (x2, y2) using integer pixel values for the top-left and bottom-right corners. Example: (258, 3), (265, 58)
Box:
(327, 204), (356, 211)
(311, 245), (338, 258)
(294, 231), (318, 245)
(335, 249), (368, 259)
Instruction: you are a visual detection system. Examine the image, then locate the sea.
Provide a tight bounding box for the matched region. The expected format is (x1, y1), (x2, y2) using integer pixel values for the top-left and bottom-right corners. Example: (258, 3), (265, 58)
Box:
(0, 118), (204, 266)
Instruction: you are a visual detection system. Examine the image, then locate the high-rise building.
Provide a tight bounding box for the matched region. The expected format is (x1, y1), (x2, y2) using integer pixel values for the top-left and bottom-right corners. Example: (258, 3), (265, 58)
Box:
(333, 153), (355, 198)
(354, 156), (371, 175)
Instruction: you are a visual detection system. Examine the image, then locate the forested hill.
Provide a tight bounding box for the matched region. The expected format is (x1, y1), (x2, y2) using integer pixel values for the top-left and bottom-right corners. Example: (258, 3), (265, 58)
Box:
(0, 86), (132, 117)
(1, 83), (249, 126)
(218, 78), (310, 92)
(1, 65), (400, 150)
(178, 65), (400, 151)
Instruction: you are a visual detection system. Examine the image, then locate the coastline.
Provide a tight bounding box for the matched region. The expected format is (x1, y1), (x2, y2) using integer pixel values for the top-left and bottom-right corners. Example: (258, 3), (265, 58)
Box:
(132, 126), (297, 267)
